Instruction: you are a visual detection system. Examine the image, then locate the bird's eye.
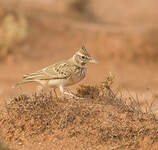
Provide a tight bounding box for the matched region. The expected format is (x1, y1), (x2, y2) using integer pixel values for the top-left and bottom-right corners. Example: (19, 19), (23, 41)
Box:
(82, 56), (85, 59)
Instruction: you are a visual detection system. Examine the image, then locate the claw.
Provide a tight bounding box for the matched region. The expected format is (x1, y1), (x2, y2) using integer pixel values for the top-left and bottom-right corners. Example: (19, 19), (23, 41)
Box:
(59, 86), (84, 99)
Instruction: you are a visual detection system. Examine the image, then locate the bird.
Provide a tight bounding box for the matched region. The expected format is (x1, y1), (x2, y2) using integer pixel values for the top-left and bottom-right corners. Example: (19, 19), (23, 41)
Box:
(13, 46), (97, 98)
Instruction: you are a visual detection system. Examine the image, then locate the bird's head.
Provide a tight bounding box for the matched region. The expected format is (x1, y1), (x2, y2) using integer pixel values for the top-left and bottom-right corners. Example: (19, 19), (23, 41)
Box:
(72, 46), (97, 67)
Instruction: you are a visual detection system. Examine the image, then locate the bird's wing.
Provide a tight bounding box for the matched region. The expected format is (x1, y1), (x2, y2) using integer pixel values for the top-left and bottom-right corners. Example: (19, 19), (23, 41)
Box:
(23, 62), (73, 80)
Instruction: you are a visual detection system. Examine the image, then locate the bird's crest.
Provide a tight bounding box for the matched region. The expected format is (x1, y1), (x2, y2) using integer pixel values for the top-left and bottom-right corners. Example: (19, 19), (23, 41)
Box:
(77, 45), (90, 57)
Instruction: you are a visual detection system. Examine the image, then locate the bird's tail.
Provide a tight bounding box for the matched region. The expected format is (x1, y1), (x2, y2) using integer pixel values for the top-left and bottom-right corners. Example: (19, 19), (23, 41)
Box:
(12, 80), (33, 88)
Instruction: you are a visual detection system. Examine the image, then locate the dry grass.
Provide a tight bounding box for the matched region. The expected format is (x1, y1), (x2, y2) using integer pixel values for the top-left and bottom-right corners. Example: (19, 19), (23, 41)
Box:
(0, 74), (158, 149)
(76, 85), (100, 99)
(0, 142), (11, 150)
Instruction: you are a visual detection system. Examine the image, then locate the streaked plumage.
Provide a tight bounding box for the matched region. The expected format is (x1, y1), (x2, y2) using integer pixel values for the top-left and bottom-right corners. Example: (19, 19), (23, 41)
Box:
(14, 46), (97, 97)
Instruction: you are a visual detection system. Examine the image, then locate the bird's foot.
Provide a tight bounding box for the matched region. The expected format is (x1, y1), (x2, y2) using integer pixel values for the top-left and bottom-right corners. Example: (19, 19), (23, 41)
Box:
(63, 91), (83, 99)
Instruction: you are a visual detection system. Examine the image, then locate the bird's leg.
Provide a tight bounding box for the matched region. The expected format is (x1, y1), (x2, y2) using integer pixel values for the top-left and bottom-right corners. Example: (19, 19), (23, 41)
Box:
(53, 88), (58, 99)
(59, 86), (79, 99)
(16, 86), (27, 96)
(36, 85), (44, 93)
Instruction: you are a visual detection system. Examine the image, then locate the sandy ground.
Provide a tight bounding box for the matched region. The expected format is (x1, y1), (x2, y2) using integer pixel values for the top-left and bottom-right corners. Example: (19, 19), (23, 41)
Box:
(0, 0), (158, 149)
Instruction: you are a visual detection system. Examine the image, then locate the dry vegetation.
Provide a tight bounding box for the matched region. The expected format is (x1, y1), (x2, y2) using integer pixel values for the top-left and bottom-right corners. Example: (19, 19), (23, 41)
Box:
(0, 1), (158, 149)
(0, 75), (158, 150)
(0, 142), (11, 150)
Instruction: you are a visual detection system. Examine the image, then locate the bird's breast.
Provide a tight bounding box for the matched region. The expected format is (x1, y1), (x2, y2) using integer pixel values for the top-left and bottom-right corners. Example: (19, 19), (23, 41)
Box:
(70, 67), (86, 83)
(47, 67), (86, 88)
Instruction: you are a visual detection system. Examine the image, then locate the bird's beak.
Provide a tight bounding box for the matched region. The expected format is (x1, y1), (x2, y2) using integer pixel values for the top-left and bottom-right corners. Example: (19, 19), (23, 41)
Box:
(89, 57), (98, 64)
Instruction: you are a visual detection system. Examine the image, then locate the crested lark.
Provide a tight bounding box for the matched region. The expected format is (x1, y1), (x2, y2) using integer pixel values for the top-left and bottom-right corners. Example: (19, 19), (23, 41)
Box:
(14, 46), (97, 97)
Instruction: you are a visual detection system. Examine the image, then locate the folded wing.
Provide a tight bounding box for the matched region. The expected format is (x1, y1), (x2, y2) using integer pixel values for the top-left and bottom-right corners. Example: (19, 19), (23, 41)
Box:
(23, 62), (72, 81)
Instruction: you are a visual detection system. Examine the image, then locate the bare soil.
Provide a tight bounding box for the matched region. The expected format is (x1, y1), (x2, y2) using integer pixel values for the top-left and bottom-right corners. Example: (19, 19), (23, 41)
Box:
(0, 0), (158, 149)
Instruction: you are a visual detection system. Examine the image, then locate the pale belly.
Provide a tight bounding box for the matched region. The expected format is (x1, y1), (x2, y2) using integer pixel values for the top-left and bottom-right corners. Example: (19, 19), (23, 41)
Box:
(47, 69), (86, 88)
(47, 78), (81, 88)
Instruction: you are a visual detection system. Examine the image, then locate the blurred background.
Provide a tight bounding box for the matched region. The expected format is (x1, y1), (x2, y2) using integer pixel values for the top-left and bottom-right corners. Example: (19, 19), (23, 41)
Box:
(0, 0), (158, 99)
